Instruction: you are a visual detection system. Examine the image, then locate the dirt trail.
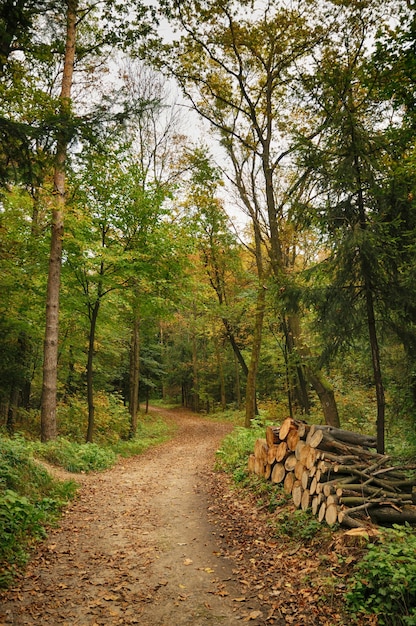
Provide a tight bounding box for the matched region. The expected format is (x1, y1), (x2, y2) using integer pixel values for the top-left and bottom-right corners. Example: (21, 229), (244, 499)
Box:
(0, 407), (265, 625)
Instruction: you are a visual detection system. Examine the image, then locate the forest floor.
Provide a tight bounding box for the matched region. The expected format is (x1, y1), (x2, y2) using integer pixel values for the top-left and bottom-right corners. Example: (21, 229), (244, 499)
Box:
(0, 406), (369, 625)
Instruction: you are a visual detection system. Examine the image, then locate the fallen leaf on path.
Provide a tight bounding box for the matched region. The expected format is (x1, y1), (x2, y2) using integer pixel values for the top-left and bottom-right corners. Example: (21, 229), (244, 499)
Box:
(244, 610), (263, 621)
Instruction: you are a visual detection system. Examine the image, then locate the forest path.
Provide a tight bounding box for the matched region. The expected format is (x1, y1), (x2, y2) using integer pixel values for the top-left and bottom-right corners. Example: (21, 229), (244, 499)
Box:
(0, 406), (265, 625)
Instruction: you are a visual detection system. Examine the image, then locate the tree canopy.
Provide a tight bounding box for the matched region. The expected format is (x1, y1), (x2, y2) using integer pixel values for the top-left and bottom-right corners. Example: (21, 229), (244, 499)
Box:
(0, 0), (415, 453)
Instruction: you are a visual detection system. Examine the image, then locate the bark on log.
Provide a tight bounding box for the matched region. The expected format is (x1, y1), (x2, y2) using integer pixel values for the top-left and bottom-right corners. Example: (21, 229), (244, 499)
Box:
(313, 425), (377, 449)
(338, 511), (367, 529)
(265, 426), (280, 447)
(368, 506), (416, 525)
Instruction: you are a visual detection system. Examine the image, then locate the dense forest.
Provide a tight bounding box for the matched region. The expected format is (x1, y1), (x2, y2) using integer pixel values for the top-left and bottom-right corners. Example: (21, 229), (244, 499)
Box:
(1, 0), (415, 455)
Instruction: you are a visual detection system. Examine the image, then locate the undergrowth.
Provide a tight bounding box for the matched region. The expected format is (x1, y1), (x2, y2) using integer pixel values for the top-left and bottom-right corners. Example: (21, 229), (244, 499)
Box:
(346, 524), (416, 625)
(214, 421), (416, 624)
(0, 437), (76, 588)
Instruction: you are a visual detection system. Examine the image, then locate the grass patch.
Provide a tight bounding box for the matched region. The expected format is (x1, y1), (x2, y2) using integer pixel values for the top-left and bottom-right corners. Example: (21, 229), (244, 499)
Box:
(31, 438), (117, 473)
(113, 412), (175, 457)
(214, 422), (264, 481)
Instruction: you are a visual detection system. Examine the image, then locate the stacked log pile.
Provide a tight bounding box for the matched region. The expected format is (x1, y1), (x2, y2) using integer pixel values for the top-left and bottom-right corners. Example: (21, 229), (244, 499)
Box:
(248, 417), (416, 528)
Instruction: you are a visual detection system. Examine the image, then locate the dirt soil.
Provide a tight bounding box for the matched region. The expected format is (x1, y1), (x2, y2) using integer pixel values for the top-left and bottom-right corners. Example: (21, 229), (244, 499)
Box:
(0, 406), (361, 626)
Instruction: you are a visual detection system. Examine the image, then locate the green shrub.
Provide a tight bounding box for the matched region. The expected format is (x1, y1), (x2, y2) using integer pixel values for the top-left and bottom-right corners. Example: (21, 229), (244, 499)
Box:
(272, 508), (324, 541)
(113, 414), (174, 457)
(346, 524), (416, 625)
(0, 490), (46, 587)
(0, 436), (77, 588)
(56, 392), (130, 444)
(214, 423), (264, 478)
(33, 438), (117, 472)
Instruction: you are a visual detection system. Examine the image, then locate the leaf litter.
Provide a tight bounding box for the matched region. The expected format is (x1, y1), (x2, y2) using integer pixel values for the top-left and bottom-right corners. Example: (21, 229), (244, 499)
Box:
(0, 406), (373, 625)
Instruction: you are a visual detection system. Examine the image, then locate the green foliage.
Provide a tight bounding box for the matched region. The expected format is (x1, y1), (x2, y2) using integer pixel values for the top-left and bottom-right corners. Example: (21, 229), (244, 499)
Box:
(272, 508), (324, 542)
(0, 489), (45, 587)
(214, 423), (264, 479)
(0, 436), (76, 588)
(113, 413), (174, 457)
(32, 438), (117, 473)
(346, 525), (416, 625)
(57, 393), (130, 444)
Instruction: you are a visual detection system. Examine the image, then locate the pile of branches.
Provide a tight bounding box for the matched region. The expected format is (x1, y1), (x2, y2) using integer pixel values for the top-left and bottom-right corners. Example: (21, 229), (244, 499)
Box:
(248, 418), (416, 528)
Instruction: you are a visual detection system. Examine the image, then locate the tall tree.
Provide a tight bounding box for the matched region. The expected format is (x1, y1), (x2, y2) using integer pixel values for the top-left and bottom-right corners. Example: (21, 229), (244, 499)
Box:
(26, 0), (154, 440)
(67, 148), (171, 441)
(182, 148), (250, 386)
(41, 0), (77, 441)
(154, 0), (340, 425)
(297, 0), (408, 452)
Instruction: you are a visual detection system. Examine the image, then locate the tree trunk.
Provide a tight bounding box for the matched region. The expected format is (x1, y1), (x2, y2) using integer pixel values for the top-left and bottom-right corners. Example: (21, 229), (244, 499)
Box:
(86, 298), (100, 443)
(129, 315), (140, 437)
(215, 338), (226, 410)
(351, 102), (385, 454)
(234, 352), (242, 409)
(283, 315), (311, 414)
(191, 328), (199, 412)
(365, 285), (385, 454)
(245, 283), (266, 426)
(7, 385), (19, 435)
(306, 369), (341, 428)
(40, 0), (77, 442)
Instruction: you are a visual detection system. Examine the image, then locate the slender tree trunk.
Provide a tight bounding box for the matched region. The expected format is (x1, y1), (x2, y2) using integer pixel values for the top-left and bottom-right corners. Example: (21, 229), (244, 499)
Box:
(245, 284), (266, 426)
(40, 0), (77, 441)
(351, 103), (385, 454)
(305, 369), (340, 427)
(364, 285), (385, 453)
(222, 317), (249, 376)
(282, 315), (311, 414)
(129, 315), (140, 437)
(7, 386), (19, 435)
(215, 338), (226, 410)
(192, 327), (199, 412)
(234, 352), (241, 409)
(86, 298), (100, 443)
